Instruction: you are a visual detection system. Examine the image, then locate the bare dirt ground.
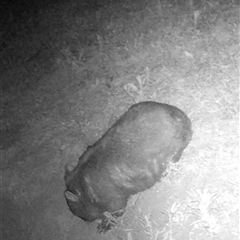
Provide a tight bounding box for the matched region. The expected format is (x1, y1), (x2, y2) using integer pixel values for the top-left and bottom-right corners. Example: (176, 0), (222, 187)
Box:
(1, 0), (239, 240)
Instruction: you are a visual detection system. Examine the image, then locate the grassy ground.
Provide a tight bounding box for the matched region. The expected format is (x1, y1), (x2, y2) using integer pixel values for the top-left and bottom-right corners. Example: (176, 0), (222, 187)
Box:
(1, 0), (239, 240)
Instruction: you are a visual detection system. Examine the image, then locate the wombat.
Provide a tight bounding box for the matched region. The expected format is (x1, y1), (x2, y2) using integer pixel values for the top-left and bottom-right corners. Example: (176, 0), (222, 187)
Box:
(64, 101), (192, 233)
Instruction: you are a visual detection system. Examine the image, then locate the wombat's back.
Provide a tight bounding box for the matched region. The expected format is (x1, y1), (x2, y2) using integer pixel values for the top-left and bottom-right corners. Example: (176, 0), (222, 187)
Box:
(82, 102), (191, 175)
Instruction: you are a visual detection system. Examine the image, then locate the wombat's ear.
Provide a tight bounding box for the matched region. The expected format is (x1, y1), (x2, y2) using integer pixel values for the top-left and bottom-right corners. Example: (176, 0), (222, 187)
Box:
(65, 191), (79, 202)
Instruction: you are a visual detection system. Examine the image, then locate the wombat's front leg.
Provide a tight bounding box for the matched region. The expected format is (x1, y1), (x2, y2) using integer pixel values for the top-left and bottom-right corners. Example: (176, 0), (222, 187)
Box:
(97, 209), (125, 233)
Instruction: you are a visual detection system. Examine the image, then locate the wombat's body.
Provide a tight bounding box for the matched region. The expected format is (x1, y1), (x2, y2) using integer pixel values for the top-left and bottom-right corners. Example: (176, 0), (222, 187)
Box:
(64, 101), (192, 232)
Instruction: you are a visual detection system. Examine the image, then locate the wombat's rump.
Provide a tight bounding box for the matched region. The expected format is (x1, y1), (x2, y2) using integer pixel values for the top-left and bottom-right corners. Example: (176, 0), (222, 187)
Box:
(64, 101), (192, 233)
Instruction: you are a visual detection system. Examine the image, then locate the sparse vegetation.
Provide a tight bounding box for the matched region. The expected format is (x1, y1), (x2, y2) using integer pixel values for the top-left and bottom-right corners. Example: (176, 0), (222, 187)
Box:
(1, 0), (239, 240)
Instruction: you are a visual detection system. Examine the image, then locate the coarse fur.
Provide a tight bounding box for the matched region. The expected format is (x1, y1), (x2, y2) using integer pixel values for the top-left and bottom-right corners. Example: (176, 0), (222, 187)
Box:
(64, 101), (192, 232)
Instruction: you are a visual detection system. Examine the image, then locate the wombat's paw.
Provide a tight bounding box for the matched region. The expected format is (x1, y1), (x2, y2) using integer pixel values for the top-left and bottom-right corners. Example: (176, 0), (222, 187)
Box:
(97, 210), (124, 233)
(97, 218), (116, 233)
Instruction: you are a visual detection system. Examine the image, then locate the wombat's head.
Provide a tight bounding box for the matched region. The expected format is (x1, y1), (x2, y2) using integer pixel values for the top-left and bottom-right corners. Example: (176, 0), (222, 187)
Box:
(64, 188), (102, 222)
(64, 164), (103, 222)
